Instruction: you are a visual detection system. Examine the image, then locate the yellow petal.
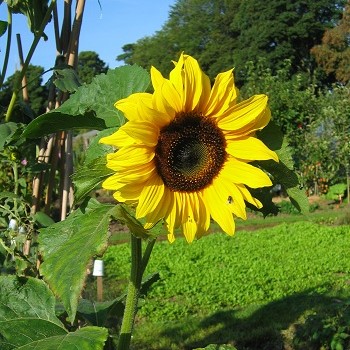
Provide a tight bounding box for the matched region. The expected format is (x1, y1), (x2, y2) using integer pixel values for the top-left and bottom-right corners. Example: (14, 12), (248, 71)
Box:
(165, 191), (182, 239)
(181, 192), (197, 243)
(161, 79), (183, 113)
(152, 89), (176, 119)
(151, 66), (165, 91)
(144, 187), (173, 229)
(113, 184), (143, 202)
(203, 180), (235, 235)
(101, 173), (124, 190)
(236, 183), (263, 209)
(136, 172), (165, 218)
(218, 95), (270, 135)
(226, 137), (278, 162)
(191, 192), (211, 237)
(169, 54), (184, 103)
(106, 145), (154, 170)
(115, 93), (153, 121)
(224, 157), (272, 188)
(99, 127), (134, 148)
(197, 72), (212, 112)
(203, 69), (237, 117)
(113, 163), (155, 184)
(216, 172), (248, 220)
(122, 121), (159, 146)
(182, 55), (205, 112)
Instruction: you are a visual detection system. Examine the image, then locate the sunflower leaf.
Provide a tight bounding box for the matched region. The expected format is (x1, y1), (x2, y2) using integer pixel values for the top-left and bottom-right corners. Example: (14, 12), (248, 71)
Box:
(0, 122), (18, 150)
(22, 65), (150, 138)
(38, 199), (114, 323)
(77, 297), (125, 327)
(72, 155), (114, 204)
(257, 120), (294, 168)
(0, 276), (108, 349)
(53, 67), (82, 92)
(73, 129), (117, 204)
(0, 276), (63, 348)
(112, 205), (152, 240)
(257, 121), (309, 214)
(17, 327), (108, 350)
(82, 128), (116, 164)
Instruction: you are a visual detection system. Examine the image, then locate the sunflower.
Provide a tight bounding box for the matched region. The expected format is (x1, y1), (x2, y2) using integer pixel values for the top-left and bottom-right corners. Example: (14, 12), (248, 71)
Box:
(100, 54), (278, 243)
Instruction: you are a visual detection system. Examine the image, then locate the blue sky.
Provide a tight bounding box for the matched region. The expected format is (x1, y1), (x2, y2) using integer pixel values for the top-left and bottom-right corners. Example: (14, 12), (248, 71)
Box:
(0, 0), (176, 78)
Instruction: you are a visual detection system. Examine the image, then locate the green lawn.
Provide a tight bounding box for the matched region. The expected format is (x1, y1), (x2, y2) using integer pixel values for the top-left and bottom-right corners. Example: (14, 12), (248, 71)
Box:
(98, 212), (350, 350)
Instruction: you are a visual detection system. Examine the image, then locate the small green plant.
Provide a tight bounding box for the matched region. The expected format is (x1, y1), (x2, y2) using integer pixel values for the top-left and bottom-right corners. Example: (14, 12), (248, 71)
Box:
(293, 299), (350, 350)
(325, 183), (347, 202)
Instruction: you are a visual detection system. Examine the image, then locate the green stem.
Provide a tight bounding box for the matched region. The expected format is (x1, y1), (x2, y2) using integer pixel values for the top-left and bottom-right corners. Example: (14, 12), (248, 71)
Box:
(5, 0), (57, 122)
(118, 236), (156, 350)
(12, 161), (19, 219)
(0, 5), (12, 88)
(141, 238), (156, 276)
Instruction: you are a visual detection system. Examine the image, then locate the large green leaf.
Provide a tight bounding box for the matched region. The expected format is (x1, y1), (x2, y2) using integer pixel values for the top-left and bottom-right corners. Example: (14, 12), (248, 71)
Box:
(22, 65), (150, 138)
(7, 0), (50, 39)
(0, 122), (18, 150)
(257, 121), (309, 214)
(72, 128), (116, 204)
(38, 199), (157, 322)
(53, 67), (82, 92)
(38, 199), (114, 323)
(83, 128), (116, 164)
(73, 155), (114, 204)
(17, 327), (108, 350)
(0, 276), (65, 349)
(77, 297), (124, 327)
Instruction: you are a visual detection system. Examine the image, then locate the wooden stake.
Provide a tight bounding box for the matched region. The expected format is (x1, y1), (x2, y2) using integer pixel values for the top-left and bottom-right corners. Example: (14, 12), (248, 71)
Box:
(97, 276), (103, 302)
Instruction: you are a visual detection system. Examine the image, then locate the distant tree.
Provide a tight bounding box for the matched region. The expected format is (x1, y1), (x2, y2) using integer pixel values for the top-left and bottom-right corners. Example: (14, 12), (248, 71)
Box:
(311, 0), (350, 84)
(301, 85), (350, 191)
(117, 0), (345, 84)
(0, 64), (47, 122)
(77, 51), (108, 84)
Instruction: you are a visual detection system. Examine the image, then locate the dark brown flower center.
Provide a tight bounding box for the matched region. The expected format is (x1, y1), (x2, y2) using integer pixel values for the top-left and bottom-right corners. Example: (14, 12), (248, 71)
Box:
(155, 112), (227, 192)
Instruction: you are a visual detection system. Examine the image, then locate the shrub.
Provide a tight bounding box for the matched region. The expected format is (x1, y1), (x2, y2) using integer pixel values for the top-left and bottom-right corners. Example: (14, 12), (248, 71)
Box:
(325, 183), (347, 201)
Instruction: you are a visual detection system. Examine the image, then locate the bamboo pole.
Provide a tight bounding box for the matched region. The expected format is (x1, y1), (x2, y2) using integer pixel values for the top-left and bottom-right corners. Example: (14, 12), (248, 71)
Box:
(16, 34), (29, 104)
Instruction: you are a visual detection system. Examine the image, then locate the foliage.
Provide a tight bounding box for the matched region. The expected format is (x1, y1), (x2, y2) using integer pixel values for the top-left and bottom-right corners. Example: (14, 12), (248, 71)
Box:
(0, 1), (312, 349)
(0, 64), (48, 121)
(0, 275), (109, 350)
(293, 299), (350, 350)
(241, 59), (319, 136)
(6, 0), (50, 39)
(277, 200), (301, 215)
(117, 0), (346, 84)
(104, 222), (350, 322)
(311, 1), (350, 84)
(22, 65), (150, 138)
(325, 183), (347, 201)
(77, 51), (109, 84)
(102, 222), (350, 349)
(301, 85), (350, 191)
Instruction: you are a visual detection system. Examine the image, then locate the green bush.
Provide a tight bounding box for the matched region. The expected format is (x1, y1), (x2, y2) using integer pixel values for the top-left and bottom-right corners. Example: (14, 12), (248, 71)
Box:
(293, 299), (350, 350)
(325, 183), (347, 201)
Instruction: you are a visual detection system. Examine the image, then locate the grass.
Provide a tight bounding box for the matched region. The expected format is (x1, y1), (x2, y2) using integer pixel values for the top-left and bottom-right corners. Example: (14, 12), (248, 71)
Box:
(96, 209), (350, 350)
(107, 200), (350, 245)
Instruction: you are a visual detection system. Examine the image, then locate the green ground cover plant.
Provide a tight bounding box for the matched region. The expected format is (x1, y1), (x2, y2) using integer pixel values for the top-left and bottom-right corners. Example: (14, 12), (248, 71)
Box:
(102, 221), (350, 349)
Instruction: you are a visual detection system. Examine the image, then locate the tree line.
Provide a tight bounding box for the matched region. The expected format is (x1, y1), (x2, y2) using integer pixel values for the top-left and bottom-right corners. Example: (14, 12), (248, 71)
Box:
(1, 0), (349, 196)
(0, 51), (108, 123)
(117, 0), (350, 195)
